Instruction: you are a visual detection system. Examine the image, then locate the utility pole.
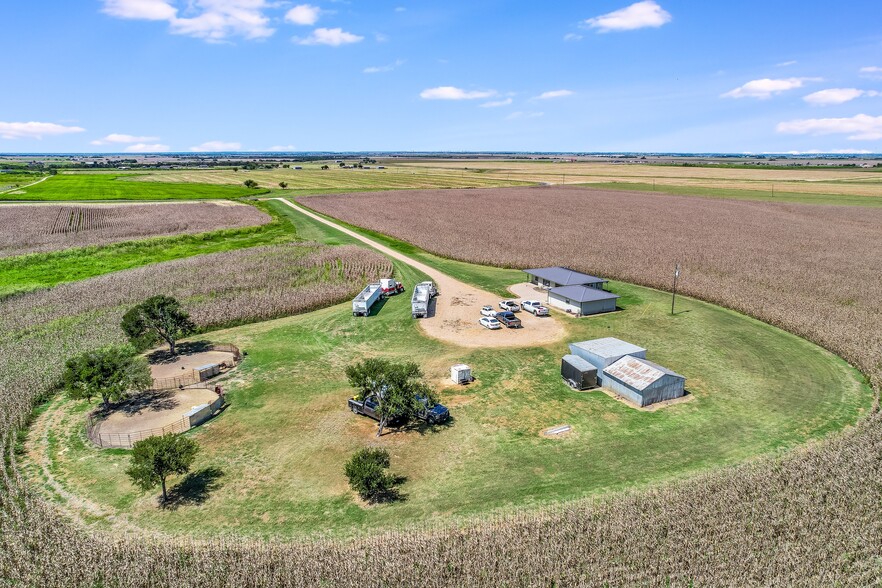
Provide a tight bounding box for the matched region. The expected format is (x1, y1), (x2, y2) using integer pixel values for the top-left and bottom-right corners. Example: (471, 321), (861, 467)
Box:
(671, 262), (681, 315)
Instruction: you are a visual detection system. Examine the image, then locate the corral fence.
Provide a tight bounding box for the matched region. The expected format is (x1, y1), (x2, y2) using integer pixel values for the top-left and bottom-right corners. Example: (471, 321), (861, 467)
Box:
(86, 394), (225, 449)
(150, 343), (242, 391)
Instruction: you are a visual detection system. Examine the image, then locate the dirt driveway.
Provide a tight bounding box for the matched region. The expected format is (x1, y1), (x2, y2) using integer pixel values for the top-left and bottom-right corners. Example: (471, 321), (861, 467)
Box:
(277, 198), (566, 348)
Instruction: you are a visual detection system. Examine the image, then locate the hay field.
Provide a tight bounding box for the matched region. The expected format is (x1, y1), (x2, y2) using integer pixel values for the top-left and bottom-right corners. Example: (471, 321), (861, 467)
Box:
(124, 165), (535, 191)
(398, 159), (882, 200)
(0, 202), (270, 257)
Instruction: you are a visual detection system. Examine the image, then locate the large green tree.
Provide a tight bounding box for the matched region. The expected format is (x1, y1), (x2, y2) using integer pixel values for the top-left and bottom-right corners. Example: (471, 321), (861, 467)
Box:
(62, 346), (152, 411)
(345, 358), (437, 437)
(121, 295), (195, 355)
(127, 433), (199, 504)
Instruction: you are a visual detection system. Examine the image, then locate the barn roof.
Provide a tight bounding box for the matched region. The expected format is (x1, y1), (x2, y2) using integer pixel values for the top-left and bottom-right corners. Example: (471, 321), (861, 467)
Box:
(550, 285), (620, 303)
(570, 337), (646, 359)
(603, 356), (685, 391)
(523, 266), (606, 286)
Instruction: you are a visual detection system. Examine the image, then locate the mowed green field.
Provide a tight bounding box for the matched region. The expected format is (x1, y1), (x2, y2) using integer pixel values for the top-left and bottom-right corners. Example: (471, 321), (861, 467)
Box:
(0, 173), (266, 201)
(36, 206), (870, 539)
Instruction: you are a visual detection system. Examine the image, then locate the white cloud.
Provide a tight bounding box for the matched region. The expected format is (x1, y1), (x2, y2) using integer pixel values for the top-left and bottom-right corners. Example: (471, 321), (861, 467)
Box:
(782, 149), (873, 155)
(363, 59), (405, 74)
(91, 133), (160, 145)
(374, 32), (389, 43)
(533, 89), (574, 100)
(190, 140), (242, 151)
(803, 88), (879, 106)
(284, 4), (319, 25)
(101, 0), (275, 42)
(583, 1), (672, 33)
(506, 111), (544, 120)
(860, 66), (882, 79)
(776, 60), (797, 67)
(101, 0), (177, 20)
(480, 98), (513, 108)
(124, 143), (170, 152)
(420, 86), (496, 100)
(267, 145), (297, 151)
(722, 77), (821, 99)
(563, 33), (583, 42)
(0, 121), (86, 140)
(295, 27), (364, 46)
(776, 114), (882, 141)
(394, 6), (406, 12)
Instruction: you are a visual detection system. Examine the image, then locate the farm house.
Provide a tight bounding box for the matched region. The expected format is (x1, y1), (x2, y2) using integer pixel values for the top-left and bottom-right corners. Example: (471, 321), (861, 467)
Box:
(602, 356), (686, 407)
(524, 266), (607, 289)
(569, 337), (647, 384)
(547, 285), (619, 316)
(524, 267), (618, 316)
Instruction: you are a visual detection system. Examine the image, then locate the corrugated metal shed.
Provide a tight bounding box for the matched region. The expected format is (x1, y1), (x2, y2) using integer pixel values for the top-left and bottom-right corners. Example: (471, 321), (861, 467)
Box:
(550, 285), (620, 303)
(523, 266), (607, 287)
(569, 338), (646, 362)
(604, 356), (684, 391)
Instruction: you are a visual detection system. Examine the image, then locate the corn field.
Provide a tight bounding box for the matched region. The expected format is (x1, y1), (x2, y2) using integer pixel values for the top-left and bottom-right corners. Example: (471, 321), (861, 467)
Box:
(3, 188), (882, 586)
(0, 202), (271, 257)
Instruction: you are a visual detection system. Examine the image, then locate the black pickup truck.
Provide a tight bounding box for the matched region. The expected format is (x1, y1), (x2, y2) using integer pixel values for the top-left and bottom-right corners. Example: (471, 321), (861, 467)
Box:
(495, 311), (522, 328)
(348, 393), (450, 424)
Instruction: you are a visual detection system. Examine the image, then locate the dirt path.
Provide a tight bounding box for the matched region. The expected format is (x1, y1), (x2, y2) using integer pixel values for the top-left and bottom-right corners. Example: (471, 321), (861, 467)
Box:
(276, 198), (566, 348)
(0, 175), (48, 196)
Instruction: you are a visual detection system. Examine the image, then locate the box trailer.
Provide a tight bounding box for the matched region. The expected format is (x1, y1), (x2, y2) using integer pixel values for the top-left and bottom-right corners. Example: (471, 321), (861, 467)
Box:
(352, 283), (384, 317)
(451, 364), (473, 384)
(561, 354), (598, 390)
(411, 281), (436, 318)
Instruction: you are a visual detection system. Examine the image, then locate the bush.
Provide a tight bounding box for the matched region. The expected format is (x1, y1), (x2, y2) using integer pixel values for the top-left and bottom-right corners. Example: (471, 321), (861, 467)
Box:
(344, 447), (398, 501)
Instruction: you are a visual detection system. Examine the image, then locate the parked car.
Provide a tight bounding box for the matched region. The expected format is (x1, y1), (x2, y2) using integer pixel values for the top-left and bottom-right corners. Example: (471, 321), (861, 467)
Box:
(479, 316), (502, 330)
(499, 300), (521, 312)
(496, 311), (522, 328)
(348, 392), (450, 425)
(480, 305), (498, 317)
(522, 300), (549, 316)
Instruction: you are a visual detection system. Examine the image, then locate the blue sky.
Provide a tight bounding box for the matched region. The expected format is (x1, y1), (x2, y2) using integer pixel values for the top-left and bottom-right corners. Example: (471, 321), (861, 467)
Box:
(2, 1), (882, 153)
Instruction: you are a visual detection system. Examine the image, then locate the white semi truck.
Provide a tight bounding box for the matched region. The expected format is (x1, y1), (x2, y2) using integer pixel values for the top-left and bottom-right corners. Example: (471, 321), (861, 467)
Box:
(411, 281), (438, 318)
(352, 283), (384, 317)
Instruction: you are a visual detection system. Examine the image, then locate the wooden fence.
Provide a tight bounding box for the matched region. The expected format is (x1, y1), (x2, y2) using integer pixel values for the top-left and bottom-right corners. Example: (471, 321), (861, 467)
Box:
(150, 343), (242, 391)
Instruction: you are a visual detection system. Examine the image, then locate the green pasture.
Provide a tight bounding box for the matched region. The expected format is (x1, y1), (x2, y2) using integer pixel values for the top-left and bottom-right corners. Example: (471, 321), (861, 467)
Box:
(0, 173), (267, 201)
(38, 201), (870, 539)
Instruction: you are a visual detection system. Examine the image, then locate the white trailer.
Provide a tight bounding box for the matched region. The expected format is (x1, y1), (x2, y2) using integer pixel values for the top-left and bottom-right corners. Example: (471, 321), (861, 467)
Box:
(411, 281), (437, 318)
(352, 283), (384, 317)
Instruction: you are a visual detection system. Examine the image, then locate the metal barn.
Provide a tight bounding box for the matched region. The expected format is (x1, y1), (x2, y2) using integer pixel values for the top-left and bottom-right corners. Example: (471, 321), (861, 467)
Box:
(602, 356), (686, 407)
(561, 354), (598, 390)
(568, 338), (647, 385)
(548, 285), (619, 316)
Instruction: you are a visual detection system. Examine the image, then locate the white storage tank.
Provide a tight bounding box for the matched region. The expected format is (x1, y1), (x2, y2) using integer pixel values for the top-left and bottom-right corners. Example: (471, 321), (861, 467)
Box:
(451, 364), (472, 384)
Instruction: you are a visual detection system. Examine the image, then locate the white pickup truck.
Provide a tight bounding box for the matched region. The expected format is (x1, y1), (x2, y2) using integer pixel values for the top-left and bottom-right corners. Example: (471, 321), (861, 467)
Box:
(522, 300), (549, 316)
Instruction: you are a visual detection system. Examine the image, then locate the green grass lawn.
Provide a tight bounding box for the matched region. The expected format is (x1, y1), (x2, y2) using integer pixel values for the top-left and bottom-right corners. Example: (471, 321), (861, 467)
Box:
(0, 173), (267, 201)
(0, 201), (295, 297)
(36, 202), (871, 539)
(580, 181), (882, 207)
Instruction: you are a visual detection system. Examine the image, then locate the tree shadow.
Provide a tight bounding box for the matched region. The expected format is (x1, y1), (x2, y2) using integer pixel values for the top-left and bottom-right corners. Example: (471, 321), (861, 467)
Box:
(400, 415), (456, 437)
(147, 340), (213, 364)
(367, 474), (408, 504)
(162, 466), (225, 510)
(117, 389), (179, 416)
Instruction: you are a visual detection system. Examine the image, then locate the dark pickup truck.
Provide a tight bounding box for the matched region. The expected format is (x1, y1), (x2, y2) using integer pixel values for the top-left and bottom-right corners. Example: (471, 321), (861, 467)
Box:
(496, 311), (522, 328)
(348, 393), (450, 424)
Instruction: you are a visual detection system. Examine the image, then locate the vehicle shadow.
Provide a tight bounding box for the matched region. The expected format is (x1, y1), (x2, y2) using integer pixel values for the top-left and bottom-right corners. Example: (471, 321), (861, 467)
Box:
(366, 296), (388, 317)
(162, 466), (225, 510)
(401, 415), (456, 437)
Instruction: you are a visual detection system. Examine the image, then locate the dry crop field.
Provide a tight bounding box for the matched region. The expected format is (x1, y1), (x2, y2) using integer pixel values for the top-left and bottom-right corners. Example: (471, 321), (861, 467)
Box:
(0, 202), (270, 257)
(399, 158), (882, 199)
(303, 186), (882, 391)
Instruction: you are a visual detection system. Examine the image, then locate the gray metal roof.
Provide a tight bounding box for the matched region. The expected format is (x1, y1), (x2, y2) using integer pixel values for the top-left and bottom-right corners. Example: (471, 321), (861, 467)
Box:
(562, 354), (597, 373)
(569, 337), (646, 359)
(603, 355), (685, 391)
(523, 266), (606, 286)
(550, 285), (620, 303)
